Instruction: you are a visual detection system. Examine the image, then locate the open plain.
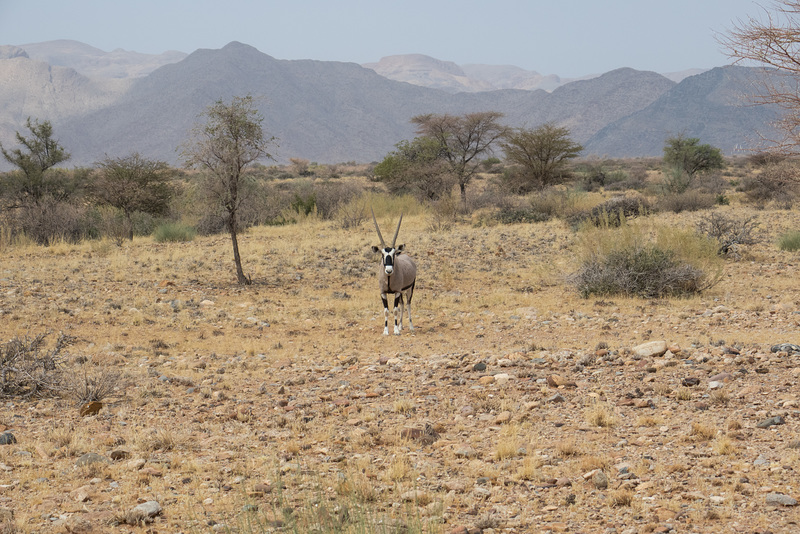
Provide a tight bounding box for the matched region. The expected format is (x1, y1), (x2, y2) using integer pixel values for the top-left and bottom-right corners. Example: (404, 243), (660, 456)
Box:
(0, 193), (800, 533)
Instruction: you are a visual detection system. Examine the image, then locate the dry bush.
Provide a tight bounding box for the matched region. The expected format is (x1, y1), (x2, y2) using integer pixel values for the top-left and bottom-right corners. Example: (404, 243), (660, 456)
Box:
(14, 198), (94, 245)
(312, 181), (364, 220)
(741, 161), (800, 207)
(567, 194), (649, 228)
(572, 222), (722, 299)
(0, 333), (71, 398)
(65, 368), (125, 404)
(335, 198), (368, 230)
(696, 212), (761, 257)
(572, 245), (707, 299)
(657, 191), (716, 213)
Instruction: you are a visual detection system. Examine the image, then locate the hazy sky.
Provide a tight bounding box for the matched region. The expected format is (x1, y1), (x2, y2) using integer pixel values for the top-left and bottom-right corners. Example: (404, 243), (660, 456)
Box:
(1, 0), (762, 77)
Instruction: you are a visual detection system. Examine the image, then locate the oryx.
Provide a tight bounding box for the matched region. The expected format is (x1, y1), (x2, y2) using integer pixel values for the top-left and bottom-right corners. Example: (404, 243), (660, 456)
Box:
(371, 209), (417, 335)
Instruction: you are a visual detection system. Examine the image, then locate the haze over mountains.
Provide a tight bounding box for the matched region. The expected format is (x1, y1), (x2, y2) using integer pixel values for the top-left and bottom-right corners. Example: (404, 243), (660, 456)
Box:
(0, 40), (780, 169)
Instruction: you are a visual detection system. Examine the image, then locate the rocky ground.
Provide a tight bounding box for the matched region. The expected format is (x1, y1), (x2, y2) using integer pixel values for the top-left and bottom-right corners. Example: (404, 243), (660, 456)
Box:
(0, 205), (799, 533)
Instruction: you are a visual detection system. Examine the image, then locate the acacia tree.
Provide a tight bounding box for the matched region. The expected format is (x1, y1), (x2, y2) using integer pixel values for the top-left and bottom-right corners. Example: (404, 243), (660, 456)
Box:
(411, 111), (507, 209)
(373, 137), (453, 200)
(93, 153), (174, 240)
(0, 117), (70, 204)
(181, 95), (276, 285)
(499, 122), (583, 192)
(662, 135), (724, 193)
(720, 0), (800, 153)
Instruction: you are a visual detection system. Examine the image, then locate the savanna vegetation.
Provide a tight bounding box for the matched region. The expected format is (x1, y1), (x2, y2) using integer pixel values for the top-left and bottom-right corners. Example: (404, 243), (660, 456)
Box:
(2, 68), (800, 530)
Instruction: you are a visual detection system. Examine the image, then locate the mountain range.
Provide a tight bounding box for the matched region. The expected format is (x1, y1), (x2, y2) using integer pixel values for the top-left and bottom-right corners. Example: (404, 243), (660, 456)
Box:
(0, 40), (781, 169)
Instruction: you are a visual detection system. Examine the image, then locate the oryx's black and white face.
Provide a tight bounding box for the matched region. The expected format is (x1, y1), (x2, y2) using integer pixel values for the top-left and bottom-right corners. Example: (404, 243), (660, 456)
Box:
(372, 244), (405, 275)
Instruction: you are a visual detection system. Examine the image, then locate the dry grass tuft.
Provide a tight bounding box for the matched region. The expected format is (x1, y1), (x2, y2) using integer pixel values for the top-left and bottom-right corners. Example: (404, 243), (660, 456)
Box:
(609, 489), (634, 507)
(585, 402), (616, 428)
(690, 422), (717, 441)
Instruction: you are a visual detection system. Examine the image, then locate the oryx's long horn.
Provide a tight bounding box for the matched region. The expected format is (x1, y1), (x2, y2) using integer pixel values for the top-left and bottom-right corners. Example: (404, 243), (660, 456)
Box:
(371, 208), (386, 248)
(391, 213), (403, 248)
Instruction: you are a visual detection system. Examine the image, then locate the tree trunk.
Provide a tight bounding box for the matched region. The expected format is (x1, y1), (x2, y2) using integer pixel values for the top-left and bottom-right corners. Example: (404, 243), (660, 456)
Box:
(125, 211), (134, 241)
(459, 182), (468, 211)
(230, 228), (250, 285)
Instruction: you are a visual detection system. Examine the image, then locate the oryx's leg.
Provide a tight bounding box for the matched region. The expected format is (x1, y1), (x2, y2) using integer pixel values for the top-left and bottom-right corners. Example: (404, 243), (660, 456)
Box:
(393, 293), (403, 335)
(381, 294), (390, 335)
(405, 281), (415, 332)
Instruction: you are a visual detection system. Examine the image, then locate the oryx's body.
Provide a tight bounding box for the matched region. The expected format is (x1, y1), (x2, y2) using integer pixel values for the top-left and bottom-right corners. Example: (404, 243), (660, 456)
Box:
(372, 210), (417, 335)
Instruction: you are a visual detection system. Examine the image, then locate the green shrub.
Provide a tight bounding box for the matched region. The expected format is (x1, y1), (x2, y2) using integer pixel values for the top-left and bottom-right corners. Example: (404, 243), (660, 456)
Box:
(778, 230), (800, 251)
(153, 222), (196, 243)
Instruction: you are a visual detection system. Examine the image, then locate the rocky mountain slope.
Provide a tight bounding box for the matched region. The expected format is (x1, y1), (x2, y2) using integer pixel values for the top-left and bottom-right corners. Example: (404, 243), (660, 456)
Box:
(0, 40), (781, 168)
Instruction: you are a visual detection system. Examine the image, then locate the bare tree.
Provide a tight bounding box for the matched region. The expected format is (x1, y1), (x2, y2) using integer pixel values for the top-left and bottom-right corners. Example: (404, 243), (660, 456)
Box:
(181, 95), (276, 285)
(411, 111), (507, 209)
(720, 1), (800, 153)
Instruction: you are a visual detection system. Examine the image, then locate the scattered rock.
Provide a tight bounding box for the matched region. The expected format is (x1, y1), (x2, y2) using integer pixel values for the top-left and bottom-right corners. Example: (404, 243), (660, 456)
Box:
(546, 374), (577, 388)
(757, 416), (786, 428)
(682, 377), (700, 387)
(127, 500), (162, 523)
(770, 343), (800, 354)
(765, 493), (798, 506)
(75, 453), (111, 467)
(592, 470), (609, 489)
(632, 340), (667, 358)
(0, 432), (16, 445)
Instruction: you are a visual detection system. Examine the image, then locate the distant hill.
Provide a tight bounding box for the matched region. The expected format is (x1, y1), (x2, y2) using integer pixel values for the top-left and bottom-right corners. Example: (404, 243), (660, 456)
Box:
(0, 40), (782, 169)
(15, 39), (187, 79)
(585, 66), (779, 157)
(363, 54), (580, 93)
(362, 54), (705, 93)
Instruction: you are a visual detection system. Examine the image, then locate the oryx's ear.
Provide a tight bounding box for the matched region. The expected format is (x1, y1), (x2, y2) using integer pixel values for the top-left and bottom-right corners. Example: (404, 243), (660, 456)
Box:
(371, 245), (380, 253)
(396, 244), (405, 252)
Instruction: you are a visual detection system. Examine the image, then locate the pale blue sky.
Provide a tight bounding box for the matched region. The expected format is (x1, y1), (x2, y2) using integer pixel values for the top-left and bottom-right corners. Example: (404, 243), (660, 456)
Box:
(1, 0), (761, 77)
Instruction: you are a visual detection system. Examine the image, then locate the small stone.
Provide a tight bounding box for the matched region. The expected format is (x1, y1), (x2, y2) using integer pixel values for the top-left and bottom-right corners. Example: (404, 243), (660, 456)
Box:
(592, 470), (609, 489)
(495, 411), (512, 424)
(126, 458), (146, 470)
(708, 372), (733, 383)
(766, 493), (798, 506)
(547, 393), (566, 403)
(757, 416), (785, 428)
(129, 500), (162, 522)
(493, 373), (511, 385)
(76, 453), (110, 467)
(472, 362), (487, 372)
(0, 433), (16, 445)
(632, 340), (667, 358)
(682, 377), (700, 387)
(546, 374), (577, 388)
(454, 447), (479, 459)
(771, 343), (800, 354)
